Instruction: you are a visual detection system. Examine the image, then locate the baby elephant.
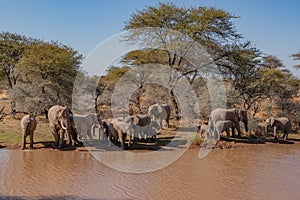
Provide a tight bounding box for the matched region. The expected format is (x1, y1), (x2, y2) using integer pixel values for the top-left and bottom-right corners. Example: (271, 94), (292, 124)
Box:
(197, 124), (208, 138)
(214, 120), (235, 139)
(21, 113), (37, 150)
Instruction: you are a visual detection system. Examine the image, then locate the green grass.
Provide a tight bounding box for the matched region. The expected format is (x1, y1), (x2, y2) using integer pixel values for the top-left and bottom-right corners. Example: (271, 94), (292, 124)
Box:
(0, 130), (21, 143)
(0, 119), (53, 146)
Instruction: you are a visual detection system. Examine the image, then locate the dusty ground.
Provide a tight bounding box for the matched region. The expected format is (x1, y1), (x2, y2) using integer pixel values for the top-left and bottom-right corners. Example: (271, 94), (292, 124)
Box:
(1, 116), (300, 151)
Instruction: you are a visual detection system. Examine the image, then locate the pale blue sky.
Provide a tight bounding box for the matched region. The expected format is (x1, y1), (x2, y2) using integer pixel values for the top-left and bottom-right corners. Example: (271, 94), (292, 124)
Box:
(0, 0), (299, 76)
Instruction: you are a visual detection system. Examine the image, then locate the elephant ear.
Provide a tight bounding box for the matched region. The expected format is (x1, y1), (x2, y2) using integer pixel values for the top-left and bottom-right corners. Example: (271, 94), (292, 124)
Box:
(157, 105), (163, 113)
(270, 117), (275, 126)
(133, 116), (140, 125)
(59, 106), (68, 118)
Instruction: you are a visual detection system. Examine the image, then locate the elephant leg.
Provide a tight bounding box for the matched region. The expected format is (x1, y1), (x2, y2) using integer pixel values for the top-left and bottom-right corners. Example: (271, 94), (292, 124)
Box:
(159, 119), (163, 129)
(92, 125), (96, 137)
(108, 134), (113, 147)
(70, 126), (79, 145)
(274, 127), (278, 140)
(59, 129), (65, 148)
(66, 131), (72, 145)
(213, 128), (219, 140)
(134, 136), (138, 144)
(21, 129), (27, 150)
(226, 128), (230, 138)
(87, 129), (94, 141)
(234, 122), (242, 138)
(123, 133), (127, 149)
(282, 130), (289, 140)
(29, 132), (34, 149)
(78, 127), (82, 139)
(128, 134), (131, 147)
(50, 127), (59, 147)
(118, 130), (124, 149)
(98, 128), (102, 141)
(282, 131), (286, 139)
(82, 127), (88, 143)
(166, 118), (170, 128)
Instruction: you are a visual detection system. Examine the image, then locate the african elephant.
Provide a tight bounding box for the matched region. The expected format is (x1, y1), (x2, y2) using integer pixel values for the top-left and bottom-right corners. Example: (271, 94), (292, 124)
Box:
(148, 103), (171, 129)
(197, 124), (208, 138)
(215, 120), (235, 138)
(48, 105), (79, 148)
(132, 115), (151, 140)
(265, 117), (291, 140)
(21, 113), (37, 150)
(208, 108), (248, 138)
(132, 115), (161, 142)
(73, 113), (102, 143)
(106, 119), (128, 149)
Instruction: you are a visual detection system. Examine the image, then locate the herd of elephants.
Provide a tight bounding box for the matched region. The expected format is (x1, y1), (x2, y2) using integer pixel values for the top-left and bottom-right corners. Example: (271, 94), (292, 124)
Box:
(20, 104), (292, 150)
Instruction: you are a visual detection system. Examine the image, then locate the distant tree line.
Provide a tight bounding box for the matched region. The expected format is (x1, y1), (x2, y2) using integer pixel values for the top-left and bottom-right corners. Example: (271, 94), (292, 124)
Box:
(95, 3), (300, 132)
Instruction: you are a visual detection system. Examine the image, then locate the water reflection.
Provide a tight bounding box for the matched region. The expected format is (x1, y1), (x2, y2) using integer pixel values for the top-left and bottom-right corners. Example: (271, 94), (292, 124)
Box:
(0, 145), (300, 199)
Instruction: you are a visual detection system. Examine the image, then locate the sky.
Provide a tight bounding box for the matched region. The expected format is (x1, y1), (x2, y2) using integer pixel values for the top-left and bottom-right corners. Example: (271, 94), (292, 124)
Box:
(0, 0), (299, 76)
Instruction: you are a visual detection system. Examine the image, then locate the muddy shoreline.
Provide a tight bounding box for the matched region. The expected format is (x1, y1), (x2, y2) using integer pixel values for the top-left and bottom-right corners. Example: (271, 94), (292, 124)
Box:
(2, 137), (300, 151)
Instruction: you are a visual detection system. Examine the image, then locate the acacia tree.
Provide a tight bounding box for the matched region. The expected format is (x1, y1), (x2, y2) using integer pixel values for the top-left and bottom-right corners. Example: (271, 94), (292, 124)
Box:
(17, 41), (82, 116)
(123, 3), (241, 117)
(0, 32), (35, 113)
(292, 52), (300, 69)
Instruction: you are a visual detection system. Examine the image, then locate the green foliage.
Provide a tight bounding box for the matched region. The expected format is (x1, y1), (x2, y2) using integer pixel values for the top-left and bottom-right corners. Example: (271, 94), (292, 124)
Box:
(0, 32), (36, 112)
(292, 52), (300, 69)
(124, 2), (240, 42)
(123, 49), (169, 65)
(16, 41), (82, 114)
(123, 3), (243, 117)
(123, 2), (241, 74)
(101, 66), (129, 83)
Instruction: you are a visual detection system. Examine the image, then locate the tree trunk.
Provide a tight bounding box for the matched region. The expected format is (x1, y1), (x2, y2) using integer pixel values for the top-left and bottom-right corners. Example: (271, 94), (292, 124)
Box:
(170, 89), (179, 120)
(44, 109), (48, 119)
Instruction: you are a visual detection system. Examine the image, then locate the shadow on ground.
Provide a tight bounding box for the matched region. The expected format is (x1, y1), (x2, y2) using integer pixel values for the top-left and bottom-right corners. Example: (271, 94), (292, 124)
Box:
(220, 135), (295, 145)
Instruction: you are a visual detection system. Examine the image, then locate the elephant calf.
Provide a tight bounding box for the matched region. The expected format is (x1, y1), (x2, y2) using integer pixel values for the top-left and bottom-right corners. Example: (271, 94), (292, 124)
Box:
(148, 103), (171, 129)
(265, 117), (292, 140)
(73, 113), (102, 143)
(133, 115), (161, 142)
(197, 124), (208, 138)
(214, 120), (235, 139)
(21, 114), (37, 150)
(106, 119), (128, 150)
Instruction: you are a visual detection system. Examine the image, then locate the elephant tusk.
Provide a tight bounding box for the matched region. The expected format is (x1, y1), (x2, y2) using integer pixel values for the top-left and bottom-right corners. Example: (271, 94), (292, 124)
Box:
(61, 123), (68, 130)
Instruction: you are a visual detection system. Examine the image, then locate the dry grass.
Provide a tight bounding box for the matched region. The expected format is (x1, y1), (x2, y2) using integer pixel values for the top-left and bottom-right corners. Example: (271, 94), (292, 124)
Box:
(0, 116), (53, 148)
(0, 113), (299, 150)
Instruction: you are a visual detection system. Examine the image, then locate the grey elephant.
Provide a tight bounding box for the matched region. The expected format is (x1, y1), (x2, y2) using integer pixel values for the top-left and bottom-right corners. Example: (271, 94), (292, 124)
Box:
(197, 124), (208, 138)
(132, 115), (151, 140)
(265, 117), (292, 140)
(148, 103), (171, 129)
(48, 105), (79, 148)
(132, 114), (161, 142)
(214, 120), (235, 138)
(208, 108), (248, 138)
(21, 113), (37, 150)
(73, 113), (102, 143)
(105, 119), (128, 149)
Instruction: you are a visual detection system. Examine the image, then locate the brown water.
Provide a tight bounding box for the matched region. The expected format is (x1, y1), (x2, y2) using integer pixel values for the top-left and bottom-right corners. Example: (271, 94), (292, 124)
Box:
(1, 145), (300, 200)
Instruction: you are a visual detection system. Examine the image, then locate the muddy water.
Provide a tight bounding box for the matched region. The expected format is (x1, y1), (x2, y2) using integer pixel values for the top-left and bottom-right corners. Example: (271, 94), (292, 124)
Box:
(1, 145), (300, 200)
